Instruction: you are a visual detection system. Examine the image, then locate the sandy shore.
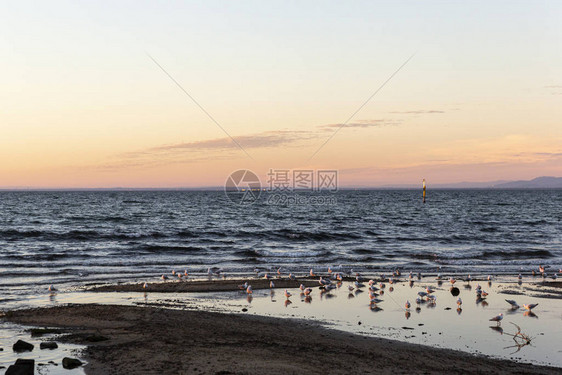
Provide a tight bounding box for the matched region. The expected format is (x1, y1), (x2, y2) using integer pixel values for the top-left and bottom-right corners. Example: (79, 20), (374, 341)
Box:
(3, 303), (560, 375)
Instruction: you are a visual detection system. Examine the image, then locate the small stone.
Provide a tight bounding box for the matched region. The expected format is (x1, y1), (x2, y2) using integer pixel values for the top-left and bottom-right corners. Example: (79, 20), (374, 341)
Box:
(12, 340), (34, 352)
(241, 308), (248, 312)
(358, 321), (362, 325)
(62, 357), (83, 369)
(40, 342), (58, 350)
(5, 359), (34, 375)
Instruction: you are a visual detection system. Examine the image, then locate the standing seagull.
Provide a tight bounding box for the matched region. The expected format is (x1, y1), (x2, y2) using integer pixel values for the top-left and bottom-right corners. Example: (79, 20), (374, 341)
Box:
(284, 289), (292, 299)
(48, 285), (57, 292)
(523, 303), (538, 311)
(489, 313), (503, 326)
(505, 299), (520, 309)
(457, 297), (462, 307)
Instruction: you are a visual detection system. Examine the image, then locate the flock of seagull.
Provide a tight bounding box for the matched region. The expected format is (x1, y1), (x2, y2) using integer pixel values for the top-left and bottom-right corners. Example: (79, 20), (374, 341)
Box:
(47, 264), (553, 327)
(161, 264), (549, 325)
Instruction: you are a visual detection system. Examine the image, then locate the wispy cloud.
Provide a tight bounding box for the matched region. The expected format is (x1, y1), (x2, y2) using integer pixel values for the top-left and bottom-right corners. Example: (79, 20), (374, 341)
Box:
(319, 119), (400, 129)
(389, 110), (445, 114)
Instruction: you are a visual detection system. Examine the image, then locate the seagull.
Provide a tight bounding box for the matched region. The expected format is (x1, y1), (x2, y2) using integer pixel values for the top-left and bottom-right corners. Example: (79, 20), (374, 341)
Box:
(354, 281), (365, 288)
(505, 299), (519, 309)
(319, 277), (331, 286)
(284, 289), (292, 299)
(518, 274), (522, 280)
(161, 275), (168, 281)
(539, 265), (545, 274)
(299, 284), (305, 291)
(304, 287), (313, 296)
(289, 273), (296, 281)
(426, 287), (435, 294)
(370, 298), (383, 304)
(238, 282), (248, 290)
(523, 303), (538, 311)
(489, 313), (503, 326)
(246, 285), (253, 294)
(142, 282), (148, 289)
(457, 297), (462, 307)
(416, 297), (422, 304)
(184, 269), (189, 276)
(450, 277), (456, 285)
(325, 284), (337, 291)
(435, 273), (442, 280)
(418, 291), (428, 297)
(467, 274), (472, 282)
(269, 281), (275, 288)
(277, 267), (282, 275)
(309, 269), (315, 277)
(348, 285), (355, 292)
(405, 300), (411, 309)
(48, 285), (57, 292)
(487, 275), (492, 281)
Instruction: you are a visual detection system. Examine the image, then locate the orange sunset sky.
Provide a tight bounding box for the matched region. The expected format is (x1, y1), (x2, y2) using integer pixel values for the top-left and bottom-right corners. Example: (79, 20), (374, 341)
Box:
(1, 1), (561, 188)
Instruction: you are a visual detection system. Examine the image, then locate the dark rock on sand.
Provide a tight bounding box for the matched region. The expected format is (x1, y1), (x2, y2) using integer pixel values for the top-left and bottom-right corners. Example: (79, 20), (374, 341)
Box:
(450, 287), (460, 296)
(5, 359), (34, 375)
(12, 340), (34, 352)
(40, 341), (58, 349)
(62, 357), (83, 369)
(29, 328), (62, 337)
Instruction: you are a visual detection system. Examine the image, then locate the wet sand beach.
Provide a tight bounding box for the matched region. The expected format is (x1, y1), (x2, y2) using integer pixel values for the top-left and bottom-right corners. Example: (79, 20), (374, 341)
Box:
(2, 276), (561, 374)
(4, 303), (560, 375)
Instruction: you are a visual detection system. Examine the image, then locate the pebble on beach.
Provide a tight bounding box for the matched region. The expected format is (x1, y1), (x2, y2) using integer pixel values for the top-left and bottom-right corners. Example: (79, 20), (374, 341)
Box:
(12, 340), (34, 352)
(5, 359), (34, 375)
(40, 341), (58, 350)
(62, 357), (83, 369)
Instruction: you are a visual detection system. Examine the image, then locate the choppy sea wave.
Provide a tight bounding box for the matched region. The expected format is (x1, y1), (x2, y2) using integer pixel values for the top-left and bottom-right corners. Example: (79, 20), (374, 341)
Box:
(0, 190), (560, 300)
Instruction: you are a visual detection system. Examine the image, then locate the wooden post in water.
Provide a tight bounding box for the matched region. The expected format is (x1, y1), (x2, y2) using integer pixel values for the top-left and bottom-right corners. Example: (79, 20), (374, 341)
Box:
(422, 179), (426, 203)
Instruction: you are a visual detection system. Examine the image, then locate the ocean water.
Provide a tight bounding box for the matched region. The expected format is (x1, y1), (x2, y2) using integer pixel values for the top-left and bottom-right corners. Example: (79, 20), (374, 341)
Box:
(0, 190), (560, 303)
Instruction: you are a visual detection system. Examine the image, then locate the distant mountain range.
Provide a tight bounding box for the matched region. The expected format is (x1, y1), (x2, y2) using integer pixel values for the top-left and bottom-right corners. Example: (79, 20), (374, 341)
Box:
(359, 176), (562, 189)
(490, 176), (562, 189)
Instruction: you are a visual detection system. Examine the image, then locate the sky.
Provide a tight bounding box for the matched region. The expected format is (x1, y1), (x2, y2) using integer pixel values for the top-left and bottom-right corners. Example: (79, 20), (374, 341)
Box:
(1, 1), (561, 188)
